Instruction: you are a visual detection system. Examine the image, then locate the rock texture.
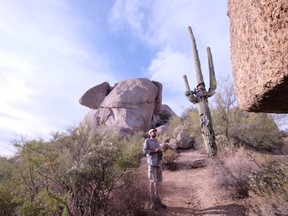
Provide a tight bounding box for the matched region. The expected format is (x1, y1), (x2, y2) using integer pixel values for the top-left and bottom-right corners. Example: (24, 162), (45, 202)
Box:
(79, 78), (176, 137)
(228, 0), (288, 113)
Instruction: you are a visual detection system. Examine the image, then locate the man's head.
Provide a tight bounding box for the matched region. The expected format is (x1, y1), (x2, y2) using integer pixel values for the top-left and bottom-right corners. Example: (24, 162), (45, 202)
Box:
(148, 128), (157, 138)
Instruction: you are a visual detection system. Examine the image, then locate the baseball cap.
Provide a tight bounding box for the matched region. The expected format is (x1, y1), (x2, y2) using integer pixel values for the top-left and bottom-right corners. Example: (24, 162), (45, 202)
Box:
(148, 128), (157, 134)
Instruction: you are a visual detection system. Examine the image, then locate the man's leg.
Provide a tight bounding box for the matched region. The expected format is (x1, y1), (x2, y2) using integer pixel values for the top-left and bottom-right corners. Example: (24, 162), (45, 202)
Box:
(148, 166), (157, 196)
(154, 168), (166, 208)
(148, 166), (166, 208)
(149, 182), (155, 196)
(152, 182), (160, 197)
(154, 182), (159, 197)
(149, 182), (159, 196)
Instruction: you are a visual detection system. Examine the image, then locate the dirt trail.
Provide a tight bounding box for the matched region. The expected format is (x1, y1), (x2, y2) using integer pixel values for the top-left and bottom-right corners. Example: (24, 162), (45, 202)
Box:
(150, 149), (248, 216)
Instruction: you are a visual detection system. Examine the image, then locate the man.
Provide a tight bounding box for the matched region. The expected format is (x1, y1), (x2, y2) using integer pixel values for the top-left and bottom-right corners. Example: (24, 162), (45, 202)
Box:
(143, 128), (166, 208)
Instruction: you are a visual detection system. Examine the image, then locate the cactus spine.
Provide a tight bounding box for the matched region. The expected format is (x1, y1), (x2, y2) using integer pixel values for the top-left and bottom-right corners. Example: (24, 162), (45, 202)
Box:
(184, 26), (217, 157)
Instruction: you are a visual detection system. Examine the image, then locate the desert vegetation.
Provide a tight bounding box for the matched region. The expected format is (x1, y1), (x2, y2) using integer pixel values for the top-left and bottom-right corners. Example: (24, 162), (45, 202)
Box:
(165, 77), (288, 215)
(1, 77), (288, 215)
(0, 130), (152, 216)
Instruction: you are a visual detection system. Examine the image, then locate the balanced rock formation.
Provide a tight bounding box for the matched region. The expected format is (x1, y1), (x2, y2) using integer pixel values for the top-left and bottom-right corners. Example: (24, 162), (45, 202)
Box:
(228, 0), (288, 113)
(79, 78), (176, 136)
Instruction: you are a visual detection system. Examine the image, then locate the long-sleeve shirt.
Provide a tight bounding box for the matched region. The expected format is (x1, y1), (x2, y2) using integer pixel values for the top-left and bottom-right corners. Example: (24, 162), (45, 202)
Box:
(143, 137), (161, 167)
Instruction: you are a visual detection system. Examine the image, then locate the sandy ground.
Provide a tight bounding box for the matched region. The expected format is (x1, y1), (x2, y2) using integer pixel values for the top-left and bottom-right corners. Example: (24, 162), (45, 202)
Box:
(142, 149), (249, 216)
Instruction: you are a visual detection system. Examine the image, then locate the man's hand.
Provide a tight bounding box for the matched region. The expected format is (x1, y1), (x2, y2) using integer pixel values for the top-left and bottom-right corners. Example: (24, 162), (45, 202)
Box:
(150, 148), (161, 154)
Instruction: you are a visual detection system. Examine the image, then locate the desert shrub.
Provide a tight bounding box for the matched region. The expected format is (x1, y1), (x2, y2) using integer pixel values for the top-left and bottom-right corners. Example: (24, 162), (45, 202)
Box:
(67, 132), (147, 215)
(117, 135), (144, 169)
(2, 128), (151, 216)
(110, 170), (151, 216)
(211, 77), (284, 153)
(213, 108), (284, 153)
(248, 160), (288, 195)
(181, 108), (201, 136)
(168, 108), (201, 141)
(18, 202), (40, 216)
(162, 149), (178, 170)
(212, 76), (239, 139)
(9, 136), (75, 216)
(247, 160), (288, 215)
(166, 115), (183, 135)
(214, 135), (231, 154)
(181, 108), (206, 152)
(0, 158), (19, 215)
(0, 187), (18, 216)
(233, 113), (283, 151)
(69, 140), (123, 215)
(212, 147), (257, 198)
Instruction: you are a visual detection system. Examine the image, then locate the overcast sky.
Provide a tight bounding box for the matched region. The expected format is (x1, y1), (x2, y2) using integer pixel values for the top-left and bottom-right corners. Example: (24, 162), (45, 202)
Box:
(0, 0), (231, 157)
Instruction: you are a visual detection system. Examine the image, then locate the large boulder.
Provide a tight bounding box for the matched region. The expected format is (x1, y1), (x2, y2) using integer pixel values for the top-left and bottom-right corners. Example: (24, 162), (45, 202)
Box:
(79, 82), (111, 109)
(80, 78), (176, 136)
(169, 126), (195, 149)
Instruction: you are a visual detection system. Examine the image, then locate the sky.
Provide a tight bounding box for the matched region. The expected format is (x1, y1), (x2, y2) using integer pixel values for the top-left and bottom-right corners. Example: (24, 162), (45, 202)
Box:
(0, 0), (231, 157)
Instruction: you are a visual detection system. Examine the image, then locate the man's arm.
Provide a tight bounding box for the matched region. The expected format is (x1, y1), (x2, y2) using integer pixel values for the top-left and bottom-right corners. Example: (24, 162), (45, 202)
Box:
(143, 139), (160, 155)
(143, 139), (151, 155)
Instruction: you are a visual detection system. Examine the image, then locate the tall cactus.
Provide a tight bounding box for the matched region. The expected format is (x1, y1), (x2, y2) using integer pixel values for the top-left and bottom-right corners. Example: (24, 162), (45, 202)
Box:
(184, 26), (217, 157)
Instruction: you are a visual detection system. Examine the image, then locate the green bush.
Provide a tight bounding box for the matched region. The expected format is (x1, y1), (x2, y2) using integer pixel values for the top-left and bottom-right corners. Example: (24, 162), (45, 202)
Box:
(116, 131), (144, 169)
(181, 107), (201, 137)
(211, 77), (283, 153)
(0, 187), (18, 216)
(1, 128), (151, 216)
(233, 113), (283, 152)
(19, 202), (40, 216)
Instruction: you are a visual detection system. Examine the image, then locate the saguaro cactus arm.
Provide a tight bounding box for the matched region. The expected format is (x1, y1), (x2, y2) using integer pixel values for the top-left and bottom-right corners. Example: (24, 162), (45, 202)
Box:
(183, 75), (197, 104)
(187, 26), (204, 85)
(206, 47), (217, 97)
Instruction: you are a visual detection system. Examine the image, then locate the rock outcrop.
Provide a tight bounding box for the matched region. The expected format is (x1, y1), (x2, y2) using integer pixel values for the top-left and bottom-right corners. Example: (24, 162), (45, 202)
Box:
(79, 78), (177, 137)
(79, 82), (111, 109)
(228, 0), (288, 113)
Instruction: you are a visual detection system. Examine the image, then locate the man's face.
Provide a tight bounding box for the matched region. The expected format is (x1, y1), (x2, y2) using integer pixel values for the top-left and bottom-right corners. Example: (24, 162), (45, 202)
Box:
(150, 130), (157, 138)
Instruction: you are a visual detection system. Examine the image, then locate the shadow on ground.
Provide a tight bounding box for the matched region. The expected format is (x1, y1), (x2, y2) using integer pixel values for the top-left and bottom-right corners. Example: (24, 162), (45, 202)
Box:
(157, 203), (248, 216)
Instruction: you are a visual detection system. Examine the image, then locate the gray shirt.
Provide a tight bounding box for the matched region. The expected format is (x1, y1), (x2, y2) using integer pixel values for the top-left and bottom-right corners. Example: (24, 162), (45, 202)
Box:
(143, 138), (161, 167)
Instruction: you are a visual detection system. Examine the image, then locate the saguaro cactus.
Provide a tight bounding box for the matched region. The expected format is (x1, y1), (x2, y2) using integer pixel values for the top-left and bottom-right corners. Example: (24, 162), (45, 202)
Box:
(184, 26), (217, 157)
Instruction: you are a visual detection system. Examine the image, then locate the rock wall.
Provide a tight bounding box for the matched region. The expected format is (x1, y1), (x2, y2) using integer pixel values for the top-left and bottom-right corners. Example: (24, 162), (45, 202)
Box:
(228, 0), (288, 113)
